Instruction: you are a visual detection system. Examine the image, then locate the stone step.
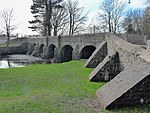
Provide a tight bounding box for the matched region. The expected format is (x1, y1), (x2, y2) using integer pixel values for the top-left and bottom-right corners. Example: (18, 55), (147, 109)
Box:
(96, 63), (150, 109)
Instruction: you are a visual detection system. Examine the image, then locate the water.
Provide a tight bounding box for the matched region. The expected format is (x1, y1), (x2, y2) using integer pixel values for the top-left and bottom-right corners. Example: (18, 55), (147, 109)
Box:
(0, 59), (26, 68)
(0, 54), (46, 69)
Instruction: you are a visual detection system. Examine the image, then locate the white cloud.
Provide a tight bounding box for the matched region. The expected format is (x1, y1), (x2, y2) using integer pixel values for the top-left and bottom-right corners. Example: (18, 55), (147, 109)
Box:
(87, 10), (98, 25)
(79, 0), (100, 11)
(129, 0), (147, 9)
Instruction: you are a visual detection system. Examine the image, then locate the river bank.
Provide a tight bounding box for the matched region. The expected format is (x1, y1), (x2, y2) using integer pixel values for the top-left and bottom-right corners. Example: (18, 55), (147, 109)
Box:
(0, 54), (50, 68)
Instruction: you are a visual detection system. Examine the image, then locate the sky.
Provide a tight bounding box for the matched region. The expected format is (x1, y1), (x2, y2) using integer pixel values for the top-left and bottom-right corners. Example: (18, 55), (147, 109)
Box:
(0, 0), (147, 36)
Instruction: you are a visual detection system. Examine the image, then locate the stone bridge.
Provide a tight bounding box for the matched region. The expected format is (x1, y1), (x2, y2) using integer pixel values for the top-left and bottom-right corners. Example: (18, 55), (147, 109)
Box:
(10, 33), (105, 62)
(86, 33), (150, 109)
(9, 33), (149, 63)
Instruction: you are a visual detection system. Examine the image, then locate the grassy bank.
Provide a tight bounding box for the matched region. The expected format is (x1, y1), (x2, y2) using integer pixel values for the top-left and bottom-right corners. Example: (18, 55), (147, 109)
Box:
(0, 44), (17, 47)
(0, 60), (149, 113)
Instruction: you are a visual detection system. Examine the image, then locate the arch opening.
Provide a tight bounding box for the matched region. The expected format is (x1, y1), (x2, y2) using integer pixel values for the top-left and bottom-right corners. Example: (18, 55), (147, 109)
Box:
(33, 43), (36, 46)
(33, 43), (36, 51)
(48, 44), (56, 58)
(60, 45), (73, 62)
(80, 45), (96, 59)
(39, 44), (45, 54)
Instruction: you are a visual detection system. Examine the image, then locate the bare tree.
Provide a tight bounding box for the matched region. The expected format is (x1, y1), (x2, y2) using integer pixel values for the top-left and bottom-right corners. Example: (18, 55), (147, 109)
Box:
(51, 3), (68, 36)
(97, 0), (126, 33)
(0, 8), (17, 53)
(122, 9), (134, 34)
(146, 0), (150, 5)
(65, 0), (88, 35)
(141, 7), (150, 35)
(122, 9), (143, 34)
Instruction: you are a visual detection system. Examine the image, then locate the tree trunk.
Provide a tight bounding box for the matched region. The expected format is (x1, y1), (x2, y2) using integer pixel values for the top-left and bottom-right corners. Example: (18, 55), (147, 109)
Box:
(45, 0), (49, 36)
(108, 13), (111, 33)
(54, 25), (58, 36)
(69, 13), (72, 34)
(7, 59), (11, 68)
(6, 32), (10, 54)
(48, 0), (52, 36)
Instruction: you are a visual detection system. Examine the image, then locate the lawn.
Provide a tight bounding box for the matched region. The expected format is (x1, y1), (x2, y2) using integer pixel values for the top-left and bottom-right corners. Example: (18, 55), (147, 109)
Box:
(0, 60), (149, 113)
(0, 44), (17, 47)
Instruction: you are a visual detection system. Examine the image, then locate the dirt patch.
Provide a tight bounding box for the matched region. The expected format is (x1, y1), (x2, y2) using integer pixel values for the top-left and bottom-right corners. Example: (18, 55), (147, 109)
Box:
(79, 97), (102, 112)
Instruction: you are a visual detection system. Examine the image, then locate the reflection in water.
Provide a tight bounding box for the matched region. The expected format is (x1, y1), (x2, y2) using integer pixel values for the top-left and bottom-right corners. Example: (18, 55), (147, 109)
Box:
(0, 59), (26, 68)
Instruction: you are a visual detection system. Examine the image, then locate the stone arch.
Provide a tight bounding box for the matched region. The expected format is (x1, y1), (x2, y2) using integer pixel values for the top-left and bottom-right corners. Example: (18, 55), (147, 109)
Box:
(33, 43), (36, 51)
(80, 45), (96, 59)
(39, 44), (45, 54)
(48, 44), (56, 58)
(60, 45), (73, 62)
(33, 43), (36, 46)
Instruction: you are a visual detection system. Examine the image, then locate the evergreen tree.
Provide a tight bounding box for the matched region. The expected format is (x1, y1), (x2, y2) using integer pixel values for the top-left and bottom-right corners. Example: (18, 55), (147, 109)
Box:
(29, 0), (63, 36)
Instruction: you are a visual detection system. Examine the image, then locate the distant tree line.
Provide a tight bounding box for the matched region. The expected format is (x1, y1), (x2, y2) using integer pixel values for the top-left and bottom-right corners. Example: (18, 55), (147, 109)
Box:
(28, 0), (150, 36)
(97, 0), (150, 35)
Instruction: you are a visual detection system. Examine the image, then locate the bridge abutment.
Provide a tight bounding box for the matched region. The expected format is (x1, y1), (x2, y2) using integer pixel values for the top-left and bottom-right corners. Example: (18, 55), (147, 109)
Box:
(27, 43), (34, 55)
(54, 47), (61, 62)
(41, 45), (49, 59)
(72, 45), (80, 60)
(32, 43), (41, 57)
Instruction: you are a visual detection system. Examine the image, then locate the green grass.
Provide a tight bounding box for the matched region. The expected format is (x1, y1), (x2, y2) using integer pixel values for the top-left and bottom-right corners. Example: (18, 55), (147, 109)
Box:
(0, 44), (17, 47)
(0, 60), (149, 113)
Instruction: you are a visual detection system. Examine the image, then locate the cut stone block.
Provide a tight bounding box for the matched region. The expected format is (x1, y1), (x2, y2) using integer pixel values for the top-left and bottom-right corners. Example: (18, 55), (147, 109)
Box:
(85, 41), (107, 68)
(96, 63), (150, 109)
(89, 52), (121, 82)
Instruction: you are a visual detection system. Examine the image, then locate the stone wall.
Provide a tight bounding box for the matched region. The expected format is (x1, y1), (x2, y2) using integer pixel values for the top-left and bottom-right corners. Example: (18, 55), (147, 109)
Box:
(0, 43), (28, 55)
(9, 37), (28, 45)
(118, 34), (148, 45)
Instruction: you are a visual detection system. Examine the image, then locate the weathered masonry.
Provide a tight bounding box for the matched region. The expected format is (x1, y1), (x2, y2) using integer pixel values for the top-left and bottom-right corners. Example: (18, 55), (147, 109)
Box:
(9, 33), (105, 62)
(9, 33), (149, 63)
(89, 34), (143, 82)
(96, 63), (150, 109)
(87, 33), (150, 109)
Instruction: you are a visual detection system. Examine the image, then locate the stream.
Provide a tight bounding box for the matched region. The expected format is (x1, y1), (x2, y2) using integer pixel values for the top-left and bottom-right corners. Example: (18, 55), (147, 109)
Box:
(0, 54), (46, 69)
(0, 59), (26, 68)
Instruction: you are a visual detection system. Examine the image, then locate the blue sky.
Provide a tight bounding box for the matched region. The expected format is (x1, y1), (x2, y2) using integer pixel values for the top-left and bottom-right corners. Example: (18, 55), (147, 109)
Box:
(0, 0), (147, 35)
(82, 0), (147, 26)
